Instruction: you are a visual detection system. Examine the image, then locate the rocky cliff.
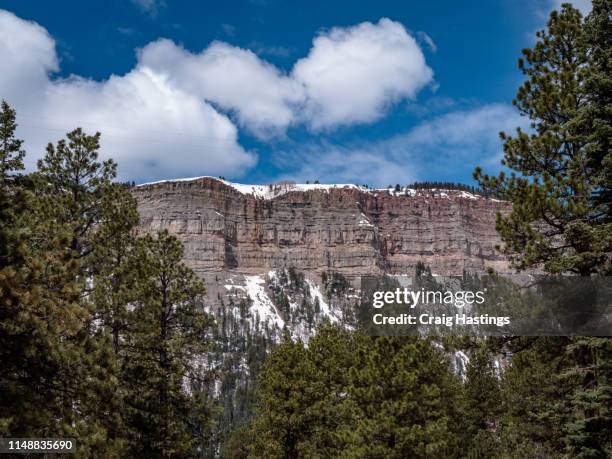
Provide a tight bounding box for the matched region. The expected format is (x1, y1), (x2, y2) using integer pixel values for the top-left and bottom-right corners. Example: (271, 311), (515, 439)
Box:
(132, 177), (510, 328)
(133, 176), (510, 278)
(132, 177), (512, 432)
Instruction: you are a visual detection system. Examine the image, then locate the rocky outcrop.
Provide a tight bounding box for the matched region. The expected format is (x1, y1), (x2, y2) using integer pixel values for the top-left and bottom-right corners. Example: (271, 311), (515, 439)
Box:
(133, 177), (510, 280)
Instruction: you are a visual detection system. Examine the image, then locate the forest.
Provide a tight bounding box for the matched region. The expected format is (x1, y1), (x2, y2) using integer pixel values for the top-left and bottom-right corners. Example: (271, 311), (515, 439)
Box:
(0, 1), (610, 457)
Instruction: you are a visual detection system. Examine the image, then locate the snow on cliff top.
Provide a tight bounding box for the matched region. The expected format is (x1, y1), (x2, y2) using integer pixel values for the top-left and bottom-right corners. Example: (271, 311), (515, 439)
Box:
(137, 175), (362, 198)
(137, 176), (496, 201)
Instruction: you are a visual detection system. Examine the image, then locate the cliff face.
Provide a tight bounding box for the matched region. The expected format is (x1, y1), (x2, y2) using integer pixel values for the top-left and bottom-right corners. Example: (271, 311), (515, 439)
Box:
(132, 177), (511, 433)
(132, 177), (510, 279)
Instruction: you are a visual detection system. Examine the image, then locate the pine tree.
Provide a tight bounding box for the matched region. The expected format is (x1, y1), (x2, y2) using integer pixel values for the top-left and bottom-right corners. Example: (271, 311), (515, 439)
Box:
(122, 230), (211, 458)
(90, 183), (139, 354)
(557, 337), (612, 457)
(497, 337), (565, 456)
(474, 2), (611, 276)
(0, 100), (24, 184)
(296, 325), (359, 456)
(248, 333), (315, 458)
(578, 0), (612, 216)
(473, 3), (612, 457)
(0, 102), (34, 436)
(463, 348), (502, 458)
(342, 337), (463, 458)
(0, 118), (124, 453)
(35, 128), (117, 264)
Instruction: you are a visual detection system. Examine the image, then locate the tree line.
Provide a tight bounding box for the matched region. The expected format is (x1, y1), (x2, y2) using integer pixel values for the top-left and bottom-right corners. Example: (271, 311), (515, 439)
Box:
(0, 104), (214, 457)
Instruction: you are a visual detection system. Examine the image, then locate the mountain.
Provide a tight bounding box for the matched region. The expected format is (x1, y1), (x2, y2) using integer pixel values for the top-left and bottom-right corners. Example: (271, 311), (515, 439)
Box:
(132, 176), (512, 447)
(132, 176), (511, 336)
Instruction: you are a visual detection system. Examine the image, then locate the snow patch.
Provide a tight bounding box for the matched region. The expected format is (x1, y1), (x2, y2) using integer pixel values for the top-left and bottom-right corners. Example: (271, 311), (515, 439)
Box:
(244, 275), (284, 329)
(453, 350), (470, 380)
(358, 212), (374, 227)
(225, 275), (284, 329)
(137, 176), (500, 202)
(305, 279), (339, 324)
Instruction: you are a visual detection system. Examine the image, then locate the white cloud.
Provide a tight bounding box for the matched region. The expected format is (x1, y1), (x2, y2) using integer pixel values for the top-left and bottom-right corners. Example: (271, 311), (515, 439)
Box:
(0, 9), (255, 182)
(138, 18), (433, 134)
(277, 104), (529, 187)
(138, 39), (305, 137)
(0, 11), (58, 108)
(392, 104), (522, 157)
(0, 10), (437, 181)
(293, 18), (434, 129)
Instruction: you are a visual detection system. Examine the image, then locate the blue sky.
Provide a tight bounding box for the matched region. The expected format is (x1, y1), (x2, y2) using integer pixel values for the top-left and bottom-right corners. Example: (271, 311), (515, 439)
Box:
(0, 0), (590, 185)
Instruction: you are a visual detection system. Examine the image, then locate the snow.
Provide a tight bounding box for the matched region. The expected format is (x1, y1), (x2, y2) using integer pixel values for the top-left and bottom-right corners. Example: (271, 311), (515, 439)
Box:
(137, 175), (218, 186)
(453, 350), (470, 380)
(458, 190), (478, 200)
(358, 212), (374, 227)
(137, 176), (498, 202)
(225, 275), (285, 329)
(305, 279), (340, 324)
(137, 175), (364, 199)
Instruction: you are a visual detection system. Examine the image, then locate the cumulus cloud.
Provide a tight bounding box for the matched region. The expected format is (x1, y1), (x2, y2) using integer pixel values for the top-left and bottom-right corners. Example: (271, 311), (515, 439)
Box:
(0, 9), (255, 182)
(139, 18), (433, 134)
(0, 12), (58, 108)
(138, 39), (305, 136)
(293, 19), (433, 129)
(277, 104), (529, 187)
(0, 10), (435, 181)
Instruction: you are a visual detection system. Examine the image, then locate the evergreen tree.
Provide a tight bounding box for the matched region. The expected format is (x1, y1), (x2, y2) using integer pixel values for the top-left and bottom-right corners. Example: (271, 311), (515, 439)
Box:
(342, 337), (463, 458)
(246, 330), (465, 458)
(0, 119), (124, 453)
(248, 333), (315, 458)
(0, 100), (24, 183)
(35, 128), (117, 264)
(295, 326), (359, 456)
(474, 2), (611, 275)
(578, 0), (612, 216)
(556, 337), (612, 457)
(463, 348), (502, 458)
(474, 3), (612, 457)
(91, 182), (139, 354)
(122, 230), (211, 458)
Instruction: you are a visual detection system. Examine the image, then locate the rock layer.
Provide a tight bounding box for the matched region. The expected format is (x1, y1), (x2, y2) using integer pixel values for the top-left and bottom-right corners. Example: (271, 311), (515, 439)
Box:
(133, 177), (510, 279)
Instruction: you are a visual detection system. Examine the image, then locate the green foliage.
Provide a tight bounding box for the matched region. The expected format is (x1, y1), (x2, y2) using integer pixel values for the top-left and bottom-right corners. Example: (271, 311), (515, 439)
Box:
(35, 128), (117, 263)
(122, 230), (211, 457)
(0, 100), (24, 182)
(474, 1), (612, 275)
(473, 3), (612, 457)
(0, 122), (125, 453)
(0, 104), (216, 456)
(245, 327), (465, 458)
(463, 348), (502, 457)
(404, 181), (498, 198)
